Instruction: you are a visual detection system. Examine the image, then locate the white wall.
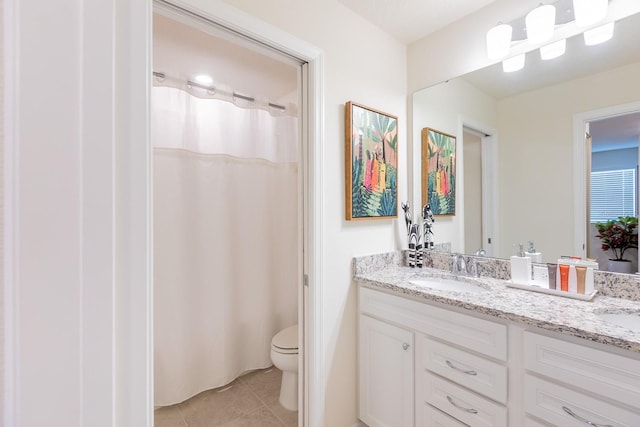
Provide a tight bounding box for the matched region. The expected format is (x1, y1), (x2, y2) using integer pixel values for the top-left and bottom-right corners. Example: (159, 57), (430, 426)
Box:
(412, 78), (496, 253)
(0, 0), (4, 418)
(7, 1), (84, 424)
(197, 1), (409, 425)
(496, 61), (640, 260)
(5, 0), (152, 426)
(5, 0), (403, 425)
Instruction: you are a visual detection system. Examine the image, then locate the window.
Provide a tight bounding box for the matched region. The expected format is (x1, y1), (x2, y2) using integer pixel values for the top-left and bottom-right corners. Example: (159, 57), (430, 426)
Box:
(590, 168), (637, 222)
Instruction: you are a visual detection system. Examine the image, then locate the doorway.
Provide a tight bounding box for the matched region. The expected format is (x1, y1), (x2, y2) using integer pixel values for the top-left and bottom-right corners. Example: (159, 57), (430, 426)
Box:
(151, 2), (324, 426)
(463, 128), (483, 254)
(573, 101), (640, 268)
(460, 121), (498, 257)
(586, 112), (640, 272)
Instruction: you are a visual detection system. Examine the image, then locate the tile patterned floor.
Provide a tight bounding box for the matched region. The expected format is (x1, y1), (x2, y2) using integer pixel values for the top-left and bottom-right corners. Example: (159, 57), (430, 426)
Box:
(155, 367), (298, 427)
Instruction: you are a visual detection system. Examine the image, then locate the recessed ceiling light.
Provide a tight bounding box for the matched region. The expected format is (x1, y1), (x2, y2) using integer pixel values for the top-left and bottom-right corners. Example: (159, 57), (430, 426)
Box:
(194, 74), (213, 85)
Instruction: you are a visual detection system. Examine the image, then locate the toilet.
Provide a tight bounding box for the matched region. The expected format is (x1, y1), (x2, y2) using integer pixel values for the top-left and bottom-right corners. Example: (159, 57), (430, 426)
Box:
(270, 325), (299, 411)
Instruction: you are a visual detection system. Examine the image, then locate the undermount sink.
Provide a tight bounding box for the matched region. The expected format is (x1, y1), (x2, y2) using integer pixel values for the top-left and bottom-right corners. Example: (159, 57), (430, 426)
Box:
(596, 311), (640, 333)
(409, 277), (488, 293)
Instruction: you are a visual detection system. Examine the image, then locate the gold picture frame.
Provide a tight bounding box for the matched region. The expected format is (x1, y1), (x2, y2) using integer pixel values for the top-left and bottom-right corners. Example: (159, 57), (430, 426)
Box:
(345, 102), (398, 220)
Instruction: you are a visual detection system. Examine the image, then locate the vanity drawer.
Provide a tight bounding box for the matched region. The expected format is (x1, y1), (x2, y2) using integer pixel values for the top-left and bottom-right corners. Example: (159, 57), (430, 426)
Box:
(524, 331), (640, 409)
(418, 371), (508, 427)
(360, 287), (507, 360)
(418, 336), (507, 404)
(524, 374), (640, 427)
(417, 402), (467, 427)
(524, 416), (552, 427)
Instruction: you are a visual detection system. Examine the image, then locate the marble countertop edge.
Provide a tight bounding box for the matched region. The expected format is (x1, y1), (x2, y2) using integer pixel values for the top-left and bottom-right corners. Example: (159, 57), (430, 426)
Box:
(354, 263), (640, 354)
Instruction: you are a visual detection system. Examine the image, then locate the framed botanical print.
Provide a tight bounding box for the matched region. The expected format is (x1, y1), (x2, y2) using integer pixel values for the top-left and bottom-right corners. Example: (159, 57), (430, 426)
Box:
(345, 102), (398, 220)
(422, 127), (456, 216)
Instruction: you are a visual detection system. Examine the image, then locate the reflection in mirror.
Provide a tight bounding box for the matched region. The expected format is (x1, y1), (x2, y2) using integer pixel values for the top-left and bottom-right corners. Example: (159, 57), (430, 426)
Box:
(412, 11), (640, 270)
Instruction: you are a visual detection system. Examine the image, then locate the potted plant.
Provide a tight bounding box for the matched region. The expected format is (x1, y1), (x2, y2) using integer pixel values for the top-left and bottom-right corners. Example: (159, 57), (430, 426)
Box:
(595, 216), (638, 273)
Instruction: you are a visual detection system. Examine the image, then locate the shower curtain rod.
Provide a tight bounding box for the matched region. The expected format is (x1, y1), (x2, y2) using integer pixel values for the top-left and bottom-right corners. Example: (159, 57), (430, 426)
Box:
(152, 71), (287, 111)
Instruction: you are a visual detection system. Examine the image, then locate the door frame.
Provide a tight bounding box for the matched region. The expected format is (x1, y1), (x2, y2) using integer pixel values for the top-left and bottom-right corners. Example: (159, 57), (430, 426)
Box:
(152, 2), (325, 426)
(458, 116), (499, 257)
(573, 100), (640, 260)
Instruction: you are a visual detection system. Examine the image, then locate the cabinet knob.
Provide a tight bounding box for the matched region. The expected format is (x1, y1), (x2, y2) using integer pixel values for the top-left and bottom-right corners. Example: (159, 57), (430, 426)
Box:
(402, 343), (410, 350)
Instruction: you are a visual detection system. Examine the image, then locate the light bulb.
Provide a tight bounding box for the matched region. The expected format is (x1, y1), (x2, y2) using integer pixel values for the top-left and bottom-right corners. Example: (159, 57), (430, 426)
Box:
(573, 0), (608, 27)
(486, 23), (513, 60)
(502, 54), (525, 72)
(540, 39), (566, 60)
(584, 22), (614, 46)
(526, 4), (556, 45)
(194, 74), (213, 85)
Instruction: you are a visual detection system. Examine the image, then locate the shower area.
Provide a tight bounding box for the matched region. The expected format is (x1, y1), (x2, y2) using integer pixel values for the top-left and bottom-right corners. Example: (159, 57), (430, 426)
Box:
(152, 10), (301, 411)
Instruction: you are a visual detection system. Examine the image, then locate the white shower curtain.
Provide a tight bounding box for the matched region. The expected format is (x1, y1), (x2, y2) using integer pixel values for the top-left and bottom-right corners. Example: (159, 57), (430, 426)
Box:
(153, 86), (298, 406)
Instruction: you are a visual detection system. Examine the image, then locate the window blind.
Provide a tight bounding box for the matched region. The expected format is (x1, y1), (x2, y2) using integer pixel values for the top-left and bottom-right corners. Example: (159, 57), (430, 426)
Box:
(590, 168), (637, 223)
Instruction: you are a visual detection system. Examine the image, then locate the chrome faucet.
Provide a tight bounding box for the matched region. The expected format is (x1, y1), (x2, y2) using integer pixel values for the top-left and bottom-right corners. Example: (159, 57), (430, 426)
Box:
(451, 254), (481, 278)
(451, 254), (467, 275)
(468, 258), (479, 277)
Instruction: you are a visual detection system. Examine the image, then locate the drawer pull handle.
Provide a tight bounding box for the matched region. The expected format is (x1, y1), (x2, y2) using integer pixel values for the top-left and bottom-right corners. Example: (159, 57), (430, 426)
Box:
(446, 360), (478, 376)
(562, 406), (613, 427)
(446, 395), (478, 414)
(402, 343), (410, 350)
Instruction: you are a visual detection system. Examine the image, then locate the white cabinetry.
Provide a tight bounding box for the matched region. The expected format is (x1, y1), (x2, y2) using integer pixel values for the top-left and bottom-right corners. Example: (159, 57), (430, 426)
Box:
(359, 314), (414, 427)
(523, 331), (640, 426)
(359, 286), (507, 426)
(358, 285), (640, 427)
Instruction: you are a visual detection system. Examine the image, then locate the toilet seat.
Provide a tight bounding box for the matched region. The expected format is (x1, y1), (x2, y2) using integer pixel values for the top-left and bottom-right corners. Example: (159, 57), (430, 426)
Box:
(271, 325), (298, 354)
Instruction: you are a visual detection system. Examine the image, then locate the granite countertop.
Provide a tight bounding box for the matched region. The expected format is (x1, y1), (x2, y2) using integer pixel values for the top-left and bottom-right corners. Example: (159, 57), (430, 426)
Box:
(355, 259), (640, 354)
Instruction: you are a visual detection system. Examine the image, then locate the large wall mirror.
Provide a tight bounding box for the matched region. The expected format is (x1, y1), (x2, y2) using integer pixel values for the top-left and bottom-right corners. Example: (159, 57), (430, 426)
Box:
(412, 10), (640, 270)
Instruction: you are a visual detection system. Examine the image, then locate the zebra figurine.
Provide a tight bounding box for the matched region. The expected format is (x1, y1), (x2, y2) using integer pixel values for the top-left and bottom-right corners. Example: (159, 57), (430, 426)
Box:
(401, 202), (423, 268)
(422, 203), (435, 252)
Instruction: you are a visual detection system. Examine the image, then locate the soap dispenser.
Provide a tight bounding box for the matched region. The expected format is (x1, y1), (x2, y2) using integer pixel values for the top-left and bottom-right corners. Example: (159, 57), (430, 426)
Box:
(511, 244), (532, 285)
(526, 240), (542, 263)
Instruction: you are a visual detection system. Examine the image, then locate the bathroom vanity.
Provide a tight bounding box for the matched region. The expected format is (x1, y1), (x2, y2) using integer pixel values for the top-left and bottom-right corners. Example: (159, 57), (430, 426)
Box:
(354, 252), (640, 427)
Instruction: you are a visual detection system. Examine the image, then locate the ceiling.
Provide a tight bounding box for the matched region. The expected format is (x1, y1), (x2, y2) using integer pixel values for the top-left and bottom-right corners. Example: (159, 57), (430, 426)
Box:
(338, 0), (498, 44)
(591, 112), (640, 152)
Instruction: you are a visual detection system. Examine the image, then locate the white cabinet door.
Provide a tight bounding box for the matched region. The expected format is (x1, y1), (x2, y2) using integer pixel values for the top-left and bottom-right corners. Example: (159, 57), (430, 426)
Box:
(359, 314), (414, 427)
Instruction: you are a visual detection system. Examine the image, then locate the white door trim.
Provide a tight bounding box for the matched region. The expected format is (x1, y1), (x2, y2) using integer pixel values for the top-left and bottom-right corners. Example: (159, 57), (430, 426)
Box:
(459, 117), (499, 257)
(573, 101), (640, 259)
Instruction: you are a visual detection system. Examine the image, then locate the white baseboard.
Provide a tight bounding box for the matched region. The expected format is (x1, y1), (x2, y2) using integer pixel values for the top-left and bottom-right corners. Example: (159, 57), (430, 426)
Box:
(351, 421), (368, 427)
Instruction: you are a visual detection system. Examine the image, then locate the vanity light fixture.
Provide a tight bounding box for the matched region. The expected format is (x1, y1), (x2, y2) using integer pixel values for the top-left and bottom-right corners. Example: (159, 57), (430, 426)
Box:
(525, 4), (556, 45)
(486, 23), (513, 60)
(540, 38), (566, 60)
(502, 53), (525, 72)
(194, 74), (213, 85)
(488, 0), (616, 72)
(572, 0), (608, 27)
(584, 22), (615, 45)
